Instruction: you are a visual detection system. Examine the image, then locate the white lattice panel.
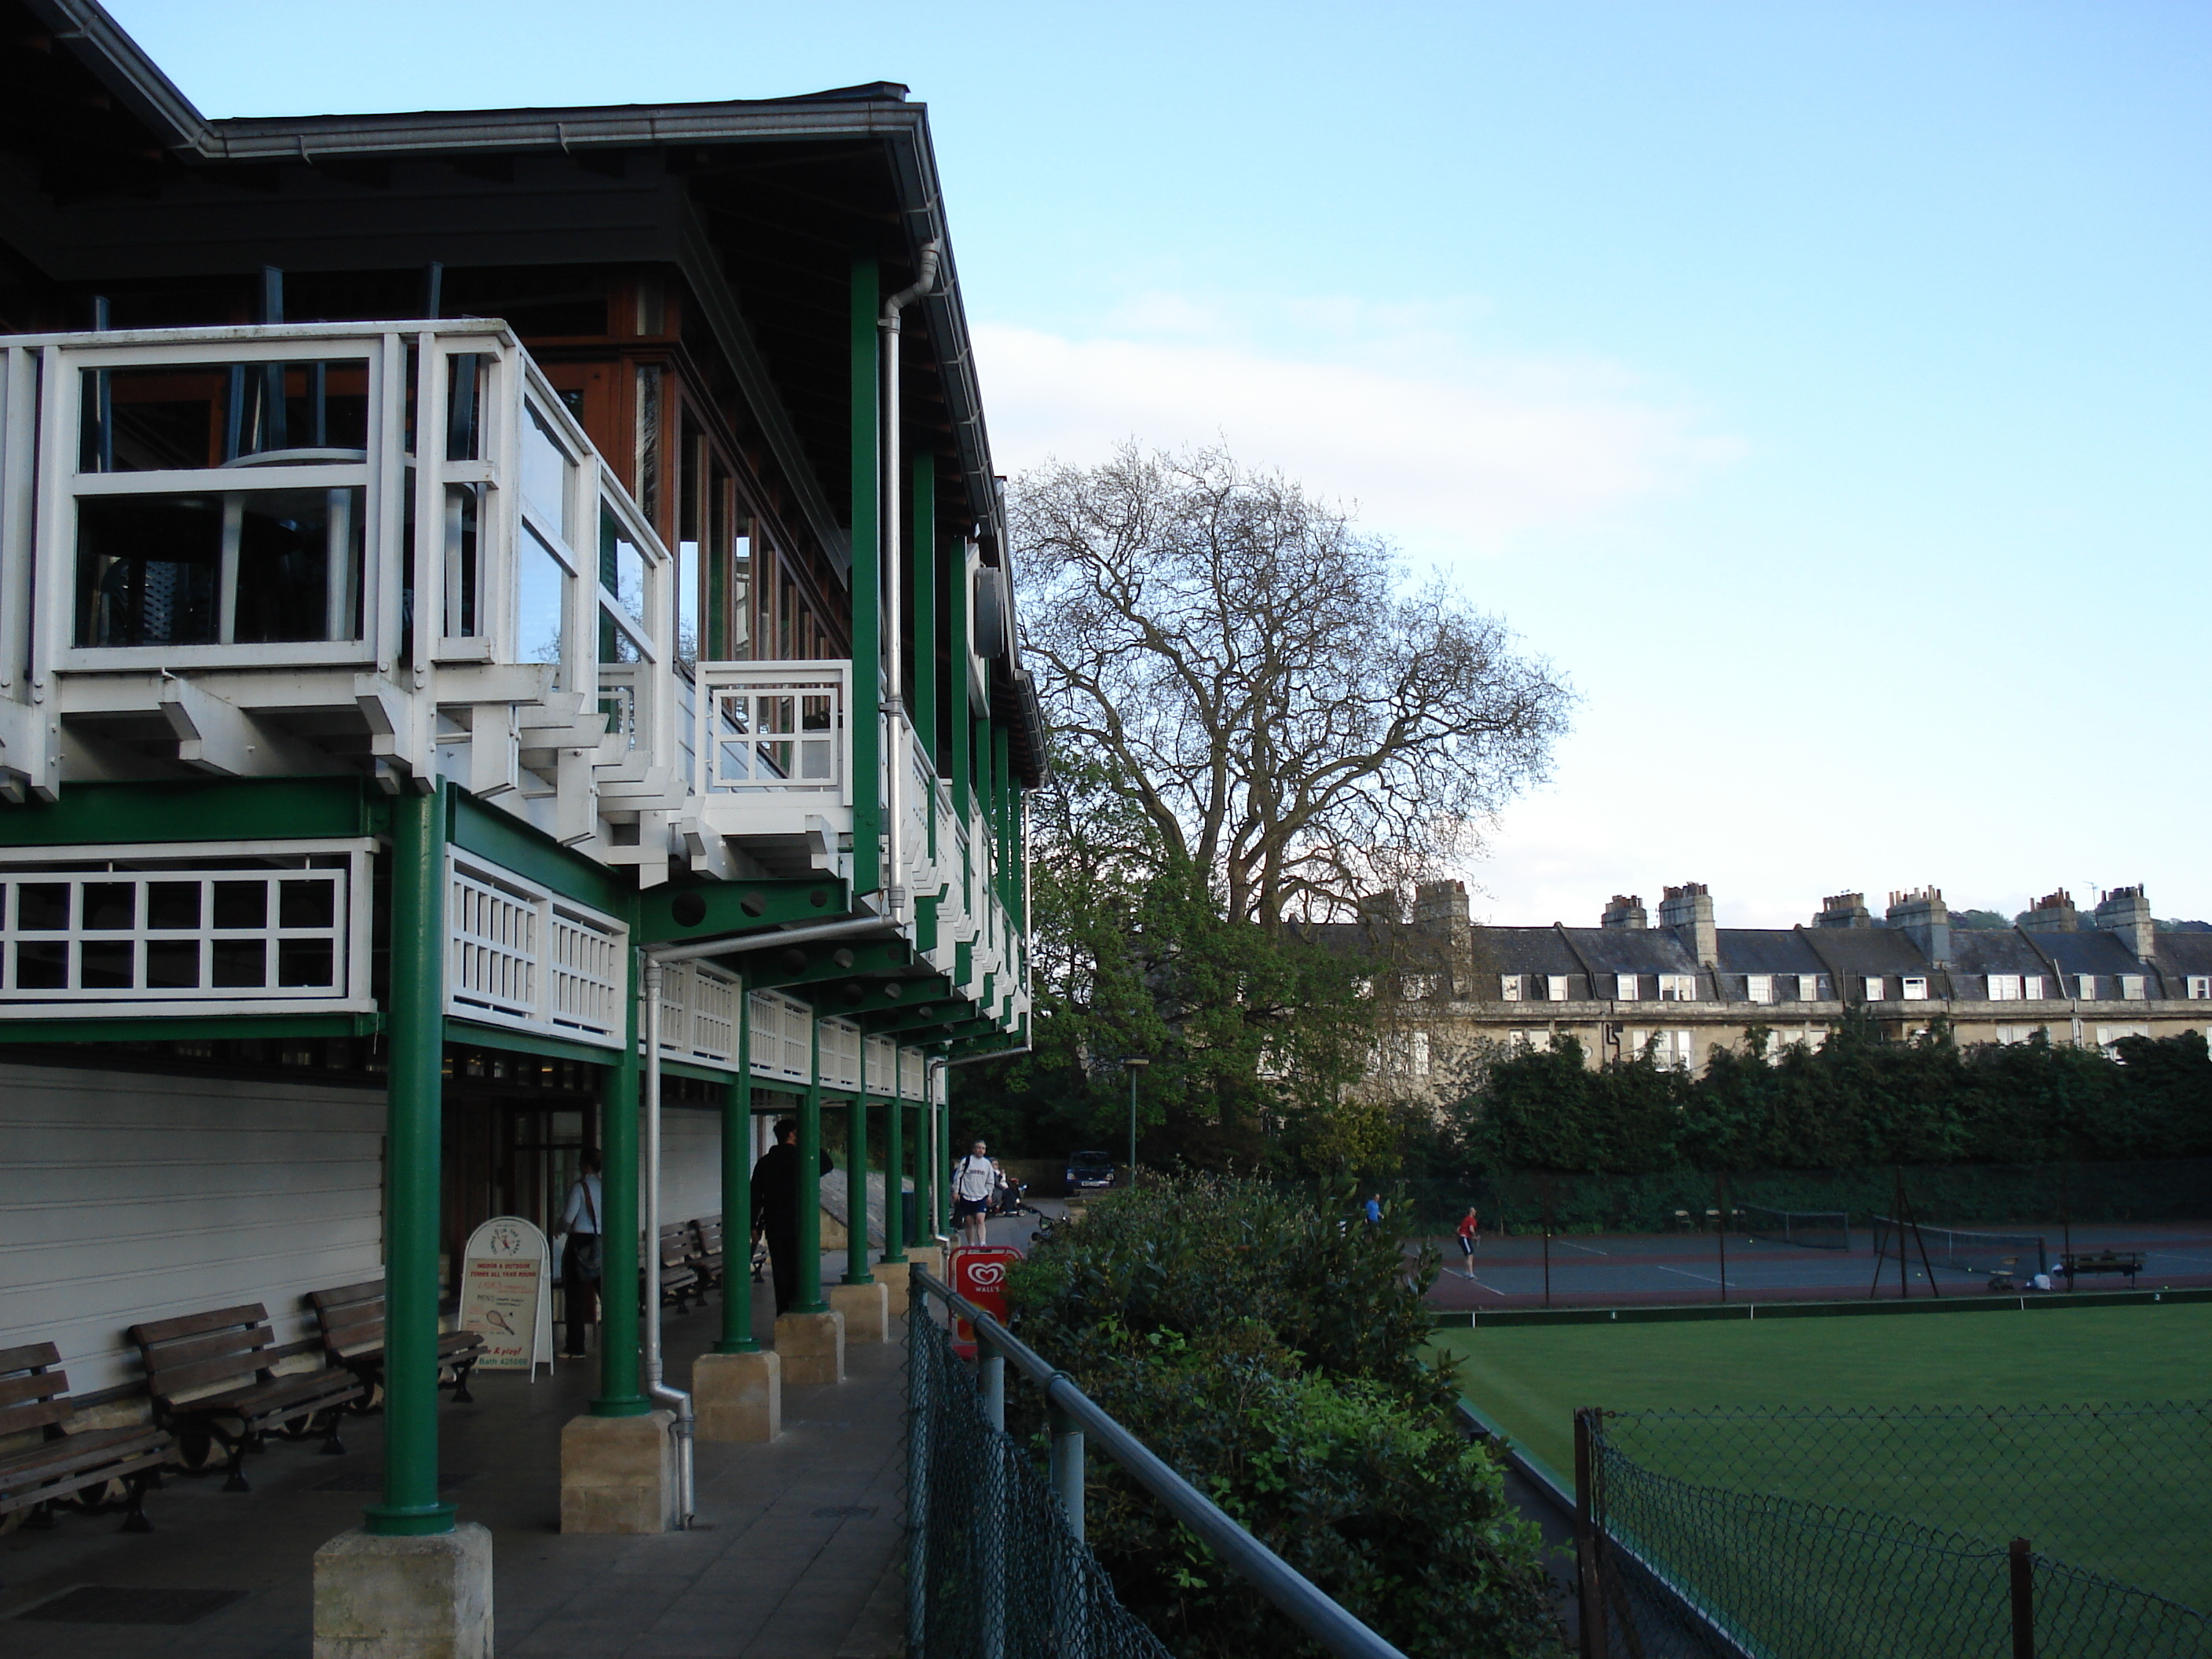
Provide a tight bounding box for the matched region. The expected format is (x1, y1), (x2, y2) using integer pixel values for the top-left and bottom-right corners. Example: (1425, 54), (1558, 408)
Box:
(445, 854), (625, 1049)
(685, 963), (738, 1067)
(899, 1047), (925, 1101)
(820, 1018), (861, 1092)
(747, 991), (811, 1082)
(864, 1034), (895, 1094)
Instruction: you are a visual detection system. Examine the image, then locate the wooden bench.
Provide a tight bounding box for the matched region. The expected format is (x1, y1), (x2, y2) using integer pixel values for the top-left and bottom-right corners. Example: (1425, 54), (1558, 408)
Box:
(2061, 1250), (2145, 1287)
(128, 1304), (364, 1492)
(0, 1342), (173, 1534)
(688, 1218), (725, 1291)
(656, 1225), (702, 1311)
(306, 1281), (485, 1405)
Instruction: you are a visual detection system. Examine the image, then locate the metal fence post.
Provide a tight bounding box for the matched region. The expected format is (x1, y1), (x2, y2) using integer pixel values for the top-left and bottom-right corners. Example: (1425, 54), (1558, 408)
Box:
(1050, 1393), (1089, 1659)
(2009, 1537), (2035, 1659)
(1049, 1395), (1085, 1543)
(1575, 1408), (1610, 1659)
(979, 1332), (1005, 1432)
(907, 1264), (930, 1659)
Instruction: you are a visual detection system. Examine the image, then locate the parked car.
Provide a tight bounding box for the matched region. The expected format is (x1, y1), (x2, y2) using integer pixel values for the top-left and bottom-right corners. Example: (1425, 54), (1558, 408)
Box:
(1065, 1150), (1117, 1192)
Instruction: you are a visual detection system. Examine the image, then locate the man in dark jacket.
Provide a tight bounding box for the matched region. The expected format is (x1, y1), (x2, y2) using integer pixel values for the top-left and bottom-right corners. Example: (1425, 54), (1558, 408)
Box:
(750, 1117), (833, 1316)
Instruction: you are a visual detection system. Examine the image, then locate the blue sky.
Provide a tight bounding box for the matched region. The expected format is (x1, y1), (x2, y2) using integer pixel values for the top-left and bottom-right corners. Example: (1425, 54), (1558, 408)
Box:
(112, 1), (2212, 927)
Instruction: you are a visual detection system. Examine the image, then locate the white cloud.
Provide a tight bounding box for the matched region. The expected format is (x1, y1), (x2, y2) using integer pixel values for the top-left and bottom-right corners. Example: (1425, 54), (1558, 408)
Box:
(975, 292), (1741, 551)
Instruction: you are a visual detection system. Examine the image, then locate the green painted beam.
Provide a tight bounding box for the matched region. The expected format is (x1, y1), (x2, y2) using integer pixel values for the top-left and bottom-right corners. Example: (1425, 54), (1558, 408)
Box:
(0, 1011), (383, 1045)
(445, 1019), (616, 1069)
(0, 777), (373, 847)
(798, 973), (954, 1022)
(449, 791), (628, 914)
(635, 877), (848, 947)
(744, 937), (913, 991)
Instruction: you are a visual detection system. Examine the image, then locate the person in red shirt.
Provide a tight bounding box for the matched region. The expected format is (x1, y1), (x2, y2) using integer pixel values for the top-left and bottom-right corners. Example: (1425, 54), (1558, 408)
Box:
(1456, 1206), (1481, 1276)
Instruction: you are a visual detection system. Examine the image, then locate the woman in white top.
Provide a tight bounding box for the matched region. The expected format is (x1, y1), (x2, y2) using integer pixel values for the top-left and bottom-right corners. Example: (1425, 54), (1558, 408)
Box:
(952, 1141), (997, 1247)
(558, 1150), (603, 1357)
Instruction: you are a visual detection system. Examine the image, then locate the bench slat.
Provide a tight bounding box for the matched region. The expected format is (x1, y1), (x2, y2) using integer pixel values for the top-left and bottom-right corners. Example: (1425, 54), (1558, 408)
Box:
(0, 1342), (62, 1375)
(0, 1427), (167, 1487)
(306, 1280), (385, 1313)
(139, 1323), (276, 1376)
(129, 1304), (269, 1348)
(0, 1369), (64, 1411)
(0, 1399), (72, 1439)
(0, 1446), (173, 1515)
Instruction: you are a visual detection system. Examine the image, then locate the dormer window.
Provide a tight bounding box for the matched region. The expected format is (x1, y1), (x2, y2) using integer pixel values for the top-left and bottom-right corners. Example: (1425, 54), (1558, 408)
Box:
(1658, 974), (1695, 1002)
(2024, 975), (2045, 999)
(1987, 975), (2021, 1002)
(1614, 973), (1641, 1001)
(1862, 976), (1885, 1001)
(1900, 976), (1928, 1001)
(2077, 975), (2098, 999)
(1498, 973), (1522, 1002)
(1793, 974), (1822, 1002)
(2189, 976), (2210, 1000)
(2119, 975), (2147, 1001)
(1547, 975), (1571, 1002)
(1744, 974), (1774, 1005)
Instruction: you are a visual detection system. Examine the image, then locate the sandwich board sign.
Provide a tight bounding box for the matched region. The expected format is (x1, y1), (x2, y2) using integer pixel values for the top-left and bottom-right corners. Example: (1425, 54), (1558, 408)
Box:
(948, 1244), (1022, 1360)
(459, 1215), (552, 1378)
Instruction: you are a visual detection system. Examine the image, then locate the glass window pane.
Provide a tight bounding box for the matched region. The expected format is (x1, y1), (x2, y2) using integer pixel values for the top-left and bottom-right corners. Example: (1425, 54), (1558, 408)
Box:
(212, 881), (266, 929)
(233, 487), (365, 643)
(18, 884), (69, 930)
(599, 503), (647, 629)
(278, 939), (335, 987)
(677, 538), (699, 671)
(212, 939), (267, 987)
(148, 882), (201, 930)
(15, 939), (68, 988)
(80, 939), (134, 989)
(443, 483), (482, 637)
(280, 878), (336, 929)
(517, 525), (566, 666)
(146, 939), (200, 989)
(80, 360), (369, 473)
(75, 493), (222, 646)
(521, 402), (570, 540)
(82, 883), (135, 929)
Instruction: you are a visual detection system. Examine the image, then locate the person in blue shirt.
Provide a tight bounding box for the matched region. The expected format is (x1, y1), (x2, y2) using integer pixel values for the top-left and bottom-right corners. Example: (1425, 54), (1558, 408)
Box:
(1364, 1193), (1382, 1226)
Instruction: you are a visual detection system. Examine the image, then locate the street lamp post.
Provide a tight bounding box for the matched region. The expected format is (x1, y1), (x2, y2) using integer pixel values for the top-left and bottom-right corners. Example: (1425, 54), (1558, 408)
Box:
(1122, 1057), (1149, 1188)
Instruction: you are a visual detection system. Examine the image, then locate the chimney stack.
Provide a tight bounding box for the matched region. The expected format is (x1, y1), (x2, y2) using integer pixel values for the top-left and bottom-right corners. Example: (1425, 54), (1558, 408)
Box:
(1815, 892), (1872, 929)
(2020, 889), (2080, 933)
(2093, 885), (2155, 960)
(1414, 879), (1470, 929)
(1601, 893), (1647, 930)
(1885, 887), (1951, 965)
(1659, 881), (1718, 968)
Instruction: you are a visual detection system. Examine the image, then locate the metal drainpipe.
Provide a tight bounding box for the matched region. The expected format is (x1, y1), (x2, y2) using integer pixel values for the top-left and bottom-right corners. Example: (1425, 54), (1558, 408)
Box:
(877, 241), (942, 923)
(640, 958), (697, 1529)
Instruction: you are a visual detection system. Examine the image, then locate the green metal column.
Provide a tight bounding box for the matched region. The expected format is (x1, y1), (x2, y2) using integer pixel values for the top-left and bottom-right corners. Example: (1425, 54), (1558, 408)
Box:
(796, 1016), (828, 1313)
(717, 990), (758, 1354)
(850, 257), (881, 899)
(843, 1093), (870, 1286)
(882, 1075), (906, 1263)
(592, 949), (648, 1416)
(364, 783), (454, 1536)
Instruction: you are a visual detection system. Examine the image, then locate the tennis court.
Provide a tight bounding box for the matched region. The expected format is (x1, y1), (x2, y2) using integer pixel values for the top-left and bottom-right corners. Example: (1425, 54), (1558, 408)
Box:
(1432, 1301), (2212, 1614)
(1420, 1218), (2212, 1310)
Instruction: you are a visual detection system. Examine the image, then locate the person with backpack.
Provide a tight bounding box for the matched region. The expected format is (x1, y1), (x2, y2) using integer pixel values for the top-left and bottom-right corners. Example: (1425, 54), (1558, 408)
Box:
(557, 1149), (604, 1358)
(751, 1118), (836, 1317)
(953, 1141), (998, 1246)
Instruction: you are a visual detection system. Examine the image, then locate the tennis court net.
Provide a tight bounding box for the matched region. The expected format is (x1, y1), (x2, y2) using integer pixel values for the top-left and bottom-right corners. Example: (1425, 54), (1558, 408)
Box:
(1872, 1218), (2047, 1277)
(1738, 1205), (1851, 1251)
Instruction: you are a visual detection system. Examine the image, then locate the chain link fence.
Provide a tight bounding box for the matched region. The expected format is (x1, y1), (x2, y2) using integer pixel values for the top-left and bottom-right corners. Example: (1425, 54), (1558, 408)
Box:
(907, 1304), (1175, 1659)
(1577, 1403), (2211, 1659)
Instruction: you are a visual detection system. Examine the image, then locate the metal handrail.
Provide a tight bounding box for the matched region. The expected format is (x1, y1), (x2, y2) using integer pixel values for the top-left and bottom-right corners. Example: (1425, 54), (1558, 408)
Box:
(911, 1265), (1410, 1659)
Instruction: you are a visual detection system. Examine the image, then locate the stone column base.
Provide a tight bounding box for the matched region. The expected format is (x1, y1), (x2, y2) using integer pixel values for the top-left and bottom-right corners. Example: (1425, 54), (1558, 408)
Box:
(830, 1280), (889, 1344)
(775, 1309), (845, 1385)
(313, 1522), (493, 1659)
(559, 1410), (675, 1533)
(694, 1350), (780, 1442)
(871, 1260), (916, 1317)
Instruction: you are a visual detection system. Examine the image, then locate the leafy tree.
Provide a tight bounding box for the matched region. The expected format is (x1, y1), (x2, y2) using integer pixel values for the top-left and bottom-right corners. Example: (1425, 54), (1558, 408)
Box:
(1013, 444), (1570, 928)
(1008, 1177), (1564, 1658)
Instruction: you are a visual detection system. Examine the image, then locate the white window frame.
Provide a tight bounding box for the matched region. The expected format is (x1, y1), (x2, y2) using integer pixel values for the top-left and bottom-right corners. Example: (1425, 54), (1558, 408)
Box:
(1862, 976), (1885, 1002)
(2077, 975), (2098, 1000)
(1547, 975), (1571, 1002)
(1793, 974), (1823, 1002)
(2024, 975), (2045, 1000)
(1744, 973), (1774, 1005)
(2119, 974), (2147, 1002)
(1901, 976), (1929, 1002)
(0, 838), (373, 1016)
(2189, 976), (2211, 1000)
(1615, 973), (1642, 1001)
(1658, 974), (1695, 1002)
(1498, 973), (1522, 1002)
(1987, 975), (2022, 1002)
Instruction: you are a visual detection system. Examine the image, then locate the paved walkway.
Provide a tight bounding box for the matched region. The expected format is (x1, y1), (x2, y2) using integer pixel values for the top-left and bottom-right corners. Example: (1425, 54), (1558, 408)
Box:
(1, 1271), (910, 1658)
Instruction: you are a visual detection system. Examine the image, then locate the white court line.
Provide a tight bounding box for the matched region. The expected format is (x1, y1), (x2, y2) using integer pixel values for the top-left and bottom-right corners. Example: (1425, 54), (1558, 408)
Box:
(1657, 1265), (1720, 1284)
(1560, 1242), (1610, 1256)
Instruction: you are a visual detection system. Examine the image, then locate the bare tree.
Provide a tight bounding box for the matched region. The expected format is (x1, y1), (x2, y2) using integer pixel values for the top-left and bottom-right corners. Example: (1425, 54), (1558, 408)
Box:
(1013, 444), (1572, 928)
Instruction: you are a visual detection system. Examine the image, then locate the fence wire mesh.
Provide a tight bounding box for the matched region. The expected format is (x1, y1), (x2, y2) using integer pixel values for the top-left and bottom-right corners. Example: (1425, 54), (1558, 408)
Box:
(907, 1307), (1175, 1659)
(1584, 1402), (2211, 1659)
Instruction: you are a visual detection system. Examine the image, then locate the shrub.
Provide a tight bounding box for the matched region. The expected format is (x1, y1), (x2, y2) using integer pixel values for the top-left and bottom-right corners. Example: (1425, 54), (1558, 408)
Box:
(1007, 1175), (1565, 1658)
